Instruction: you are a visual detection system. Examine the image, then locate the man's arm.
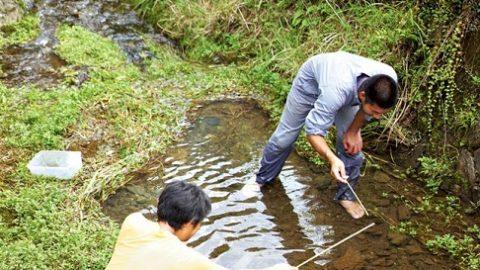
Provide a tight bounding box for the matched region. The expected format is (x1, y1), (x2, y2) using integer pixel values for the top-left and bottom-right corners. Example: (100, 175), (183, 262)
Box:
(342, 109), (367, 155)
(307, 134), (347, 183)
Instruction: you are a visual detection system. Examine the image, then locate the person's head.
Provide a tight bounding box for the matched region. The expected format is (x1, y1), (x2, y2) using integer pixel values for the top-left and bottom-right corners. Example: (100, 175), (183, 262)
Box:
(157, 181), (211, 241)
(358, 74), (398, 120)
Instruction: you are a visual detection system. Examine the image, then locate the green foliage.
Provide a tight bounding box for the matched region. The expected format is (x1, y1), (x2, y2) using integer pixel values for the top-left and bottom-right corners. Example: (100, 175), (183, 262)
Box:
(394, 221), (418, 237)
(0, 15), (39, 49)
(427, 228), (480, 270)
(0, 176), (118, 270)
(412, 2), (480, 143)
(130, 0), (420, 80)
(0, 85), (88, 149)
(417, 156), (459, 193)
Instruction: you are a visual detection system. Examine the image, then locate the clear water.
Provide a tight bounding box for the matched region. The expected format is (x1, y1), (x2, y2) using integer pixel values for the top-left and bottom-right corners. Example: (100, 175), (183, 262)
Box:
(103, 100), (454, 269)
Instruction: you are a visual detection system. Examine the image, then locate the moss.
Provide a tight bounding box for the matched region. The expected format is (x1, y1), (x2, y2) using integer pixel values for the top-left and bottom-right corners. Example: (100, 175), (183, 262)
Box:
(0, 15), (39, 49)
(56, 25), (127, 69)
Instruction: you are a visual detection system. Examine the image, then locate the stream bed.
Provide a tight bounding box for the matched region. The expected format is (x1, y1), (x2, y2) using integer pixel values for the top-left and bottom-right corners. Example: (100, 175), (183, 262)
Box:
(103, 100), (455, 270)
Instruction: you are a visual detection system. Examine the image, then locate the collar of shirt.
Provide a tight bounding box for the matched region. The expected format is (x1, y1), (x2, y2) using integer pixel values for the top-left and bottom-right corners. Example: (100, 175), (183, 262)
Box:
(352, 74), (369, 106)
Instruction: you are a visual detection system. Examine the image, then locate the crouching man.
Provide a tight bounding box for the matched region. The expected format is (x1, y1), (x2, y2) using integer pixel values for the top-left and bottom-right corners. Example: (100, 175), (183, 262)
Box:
(106, 181), (296, 270)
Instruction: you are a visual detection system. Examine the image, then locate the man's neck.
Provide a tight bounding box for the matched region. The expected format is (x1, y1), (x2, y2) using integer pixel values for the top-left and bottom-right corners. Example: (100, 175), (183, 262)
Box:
(158, 221), (175, 235)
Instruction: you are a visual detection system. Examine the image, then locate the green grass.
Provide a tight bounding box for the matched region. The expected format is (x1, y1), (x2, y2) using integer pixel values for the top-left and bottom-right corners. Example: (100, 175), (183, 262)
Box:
(0, 14), (39, 49)
(0, 20), (265, 268)
(0, 177), (117, 270)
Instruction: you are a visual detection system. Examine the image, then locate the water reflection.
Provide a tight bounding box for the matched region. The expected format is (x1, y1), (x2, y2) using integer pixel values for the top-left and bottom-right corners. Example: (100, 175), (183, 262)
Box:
(104, 101), (332, 268)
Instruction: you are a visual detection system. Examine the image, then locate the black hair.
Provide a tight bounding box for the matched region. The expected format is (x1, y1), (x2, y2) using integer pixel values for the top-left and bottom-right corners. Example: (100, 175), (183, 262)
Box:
(360, 74), (398, 109)
(157, 181), (211, 230)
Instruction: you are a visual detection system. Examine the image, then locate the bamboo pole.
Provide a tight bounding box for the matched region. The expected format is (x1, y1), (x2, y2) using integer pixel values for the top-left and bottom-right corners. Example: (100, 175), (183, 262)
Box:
(296, 223), (376, 268)
(346, 181), (369, 216)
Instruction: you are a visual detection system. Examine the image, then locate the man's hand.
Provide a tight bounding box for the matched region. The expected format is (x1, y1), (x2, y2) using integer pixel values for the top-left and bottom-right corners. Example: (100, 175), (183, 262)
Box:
(343, 130), (362, 155)
(329, 155), (348, 183)
(306, 134), (347, 183)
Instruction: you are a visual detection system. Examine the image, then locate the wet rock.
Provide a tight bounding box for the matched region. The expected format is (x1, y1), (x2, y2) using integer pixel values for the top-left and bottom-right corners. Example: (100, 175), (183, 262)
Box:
(375, 250), (390, 257)
(366, 224), (386, 237)
(405, 244), (424, 255)
(374, 171), (390, 183)
(458, 149), (476, 185)
(315, 176), (331, 190)
(0, 45), (67, 88)
(376, 198), (391, 207)
(474, 148), (480, 176)
(372, 258), (394, 267)
(125, 185), (146, 196)
(397, 205), (411, 221)
(387, 207), (398, 223)
(332, 247), (364, 270)
(0, 0), (22, 27)
(388, 231), (409, 246)
(75, 69), (90, 87)
(2, 0), (175, 88)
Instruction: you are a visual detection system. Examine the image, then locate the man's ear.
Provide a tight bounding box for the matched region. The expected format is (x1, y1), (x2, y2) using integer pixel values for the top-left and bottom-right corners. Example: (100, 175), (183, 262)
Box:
(358, 90), (366, 102)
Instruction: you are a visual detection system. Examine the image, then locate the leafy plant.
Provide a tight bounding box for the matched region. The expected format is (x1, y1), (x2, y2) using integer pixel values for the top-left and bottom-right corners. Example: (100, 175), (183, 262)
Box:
(417, 156), (457, 193)
(427, 229), (480, 270)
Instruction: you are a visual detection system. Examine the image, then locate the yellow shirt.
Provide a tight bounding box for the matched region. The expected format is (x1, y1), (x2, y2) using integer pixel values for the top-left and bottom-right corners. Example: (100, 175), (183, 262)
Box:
(106, 213), (226, 270)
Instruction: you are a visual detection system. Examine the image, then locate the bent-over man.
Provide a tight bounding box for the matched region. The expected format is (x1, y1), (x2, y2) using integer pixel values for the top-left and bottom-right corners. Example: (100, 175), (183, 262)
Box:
(256, 51), (398, 219)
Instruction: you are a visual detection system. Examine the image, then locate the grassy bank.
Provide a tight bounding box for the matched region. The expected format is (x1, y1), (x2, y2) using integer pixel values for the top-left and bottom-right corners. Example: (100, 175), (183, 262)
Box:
(0, 16), (262, 269)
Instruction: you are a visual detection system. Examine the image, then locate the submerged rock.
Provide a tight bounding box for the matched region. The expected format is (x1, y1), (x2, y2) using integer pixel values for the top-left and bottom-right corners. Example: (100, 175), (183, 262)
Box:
(372, 258), (394, 267)
(374, 171), (390, 183)
(315, 175), (332, 190)
(397, 205), (411, 221)
(332, 247), (364, 270)
(375, 198), (391, 207)
(405, 243), (424, 255)
(387, 231), (409, 246)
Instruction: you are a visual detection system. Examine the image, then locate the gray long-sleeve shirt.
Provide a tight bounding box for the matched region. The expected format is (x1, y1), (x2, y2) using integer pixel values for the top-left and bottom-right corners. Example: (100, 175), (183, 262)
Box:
(292, 51), (398, 136)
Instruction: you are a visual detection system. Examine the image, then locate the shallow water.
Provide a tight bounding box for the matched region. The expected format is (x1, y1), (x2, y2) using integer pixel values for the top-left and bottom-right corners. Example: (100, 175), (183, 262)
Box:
(104, 100), (455, 270)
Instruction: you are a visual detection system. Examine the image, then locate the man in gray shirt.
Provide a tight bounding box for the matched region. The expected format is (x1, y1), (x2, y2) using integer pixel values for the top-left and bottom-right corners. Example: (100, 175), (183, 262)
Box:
(256, 51), (398, 219)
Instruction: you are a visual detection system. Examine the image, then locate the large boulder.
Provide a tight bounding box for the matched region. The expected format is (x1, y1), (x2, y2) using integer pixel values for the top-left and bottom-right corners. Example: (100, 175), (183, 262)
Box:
(458, 149), (476, 186)
(474, 148), (480, 178)
(0, 0), (22, 27)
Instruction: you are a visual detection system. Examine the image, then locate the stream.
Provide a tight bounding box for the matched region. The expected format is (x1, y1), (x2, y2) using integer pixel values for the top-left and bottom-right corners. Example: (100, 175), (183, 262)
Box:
(0, 0), (173, 88)
(103, 100), (455, 270)
(1, 1), (458, 269)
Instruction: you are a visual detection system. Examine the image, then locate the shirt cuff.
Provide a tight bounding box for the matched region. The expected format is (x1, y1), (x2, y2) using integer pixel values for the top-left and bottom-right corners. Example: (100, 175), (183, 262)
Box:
(305, 127), (328, 137)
